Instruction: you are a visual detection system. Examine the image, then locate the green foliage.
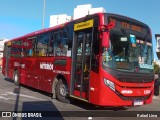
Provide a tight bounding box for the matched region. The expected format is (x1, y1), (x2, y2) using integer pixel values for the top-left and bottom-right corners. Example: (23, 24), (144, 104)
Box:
(154, 62), (160, 74)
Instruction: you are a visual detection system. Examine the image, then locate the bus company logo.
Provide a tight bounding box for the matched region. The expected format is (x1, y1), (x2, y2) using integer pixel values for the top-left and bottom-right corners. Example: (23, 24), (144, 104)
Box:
(144, 90), (151, 95)
(121, 90), (133, 94)
(40, 62), (53, 70)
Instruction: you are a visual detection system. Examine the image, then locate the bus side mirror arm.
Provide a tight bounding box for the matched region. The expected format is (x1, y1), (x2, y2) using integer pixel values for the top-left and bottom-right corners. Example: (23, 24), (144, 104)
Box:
(100, 22), (115, 48)
(102, 32), (109, 48)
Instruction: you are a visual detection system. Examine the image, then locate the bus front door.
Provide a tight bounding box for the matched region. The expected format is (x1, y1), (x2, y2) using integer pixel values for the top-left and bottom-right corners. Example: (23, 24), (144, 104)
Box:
(5, 46), (11, 77)
(71, 30), (92, 101)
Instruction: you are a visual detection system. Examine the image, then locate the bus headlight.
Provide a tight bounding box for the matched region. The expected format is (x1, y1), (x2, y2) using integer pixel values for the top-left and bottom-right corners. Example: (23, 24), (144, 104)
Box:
(104, 78), (115, 91)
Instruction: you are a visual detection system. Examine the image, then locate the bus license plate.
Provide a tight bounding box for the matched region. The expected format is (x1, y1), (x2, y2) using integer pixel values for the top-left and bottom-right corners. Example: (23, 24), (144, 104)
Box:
(134, 100), (143, 106)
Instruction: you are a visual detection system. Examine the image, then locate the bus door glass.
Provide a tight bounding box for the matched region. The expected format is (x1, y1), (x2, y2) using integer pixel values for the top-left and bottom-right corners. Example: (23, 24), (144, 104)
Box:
(71, 29), (92, 100)
(5, 45), (11, 77)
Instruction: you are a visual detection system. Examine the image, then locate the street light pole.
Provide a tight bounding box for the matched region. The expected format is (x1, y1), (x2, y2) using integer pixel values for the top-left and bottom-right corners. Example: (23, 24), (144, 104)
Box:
(42, 0), (46, 29)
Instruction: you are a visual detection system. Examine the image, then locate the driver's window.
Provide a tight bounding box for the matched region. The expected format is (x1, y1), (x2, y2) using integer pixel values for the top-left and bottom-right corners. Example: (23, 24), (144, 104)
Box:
(110, 34), (125, 60)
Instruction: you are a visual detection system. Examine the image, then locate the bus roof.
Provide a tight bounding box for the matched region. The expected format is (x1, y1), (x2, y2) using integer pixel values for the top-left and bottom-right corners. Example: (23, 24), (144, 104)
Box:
(5, 12), (151, 43)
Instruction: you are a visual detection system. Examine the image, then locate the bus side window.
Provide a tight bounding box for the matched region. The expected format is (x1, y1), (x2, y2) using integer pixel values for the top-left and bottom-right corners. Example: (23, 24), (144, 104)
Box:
(37, 33), (49, 57)
(47, 34), (54, 56)
(54, 30), (68, 56)
(64, 25), (72, 57)
(28, 49), (33, 56)
(22, 48), (27, 57)
(27, 37), (36, 57)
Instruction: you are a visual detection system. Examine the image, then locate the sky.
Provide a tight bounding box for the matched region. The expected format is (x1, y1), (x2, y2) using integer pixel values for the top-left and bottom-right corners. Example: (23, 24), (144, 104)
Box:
(0, 0), (160, 60)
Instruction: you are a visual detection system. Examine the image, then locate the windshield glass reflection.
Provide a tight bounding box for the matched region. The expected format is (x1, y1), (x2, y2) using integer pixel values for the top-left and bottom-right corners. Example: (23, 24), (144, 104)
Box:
(102, 28), (153, 73)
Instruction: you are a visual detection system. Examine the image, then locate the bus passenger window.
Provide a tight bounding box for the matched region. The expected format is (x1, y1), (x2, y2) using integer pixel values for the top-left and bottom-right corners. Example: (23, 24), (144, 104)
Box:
(26, 37), (36, 57)
(47, 34), (54, 56)
(28, 49), (34, 56)
(37, 33), (49, 57)
(53, 30), (68, 56)
(39, 48), (46, 56)
(55, 42), (67, 56)
(21, 49), (27, 57)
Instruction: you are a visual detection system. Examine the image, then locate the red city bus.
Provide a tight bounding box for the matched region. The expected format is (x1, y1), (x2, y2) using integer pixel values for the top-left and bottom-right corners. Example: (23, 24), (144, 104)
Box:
(2, 13), (154, 106)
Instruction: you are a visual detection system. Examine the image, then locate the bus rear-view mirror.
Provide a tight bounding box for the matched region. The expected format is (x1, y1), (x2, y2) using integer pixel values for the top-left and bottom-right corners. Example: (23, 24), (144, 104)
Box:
(102, 32), (109, 48)
(102, 22), (115, 48)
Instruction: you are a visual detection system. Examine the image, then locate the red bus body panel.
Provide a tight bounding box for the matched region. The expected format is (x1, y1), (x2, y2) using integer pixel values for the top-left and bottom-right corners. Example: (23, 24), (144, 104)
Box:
(2, 13), (154, 107)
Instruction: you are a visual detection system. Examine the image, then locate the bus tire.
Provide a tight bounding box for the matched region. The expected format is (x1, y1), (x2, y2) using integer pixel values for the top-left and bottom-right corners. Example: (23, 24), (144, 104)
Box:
(55, 79), (70, 103)
(13, 70), (19, 86)
(51, 78), (58, 99)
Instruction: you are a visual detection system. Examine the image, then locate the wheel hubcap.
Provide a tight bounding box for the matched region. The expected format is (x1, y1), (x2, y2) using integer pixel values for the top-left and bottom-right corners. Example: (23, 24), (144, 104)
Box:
(14, 74), (18, 82)
(59, 85), (67, 97)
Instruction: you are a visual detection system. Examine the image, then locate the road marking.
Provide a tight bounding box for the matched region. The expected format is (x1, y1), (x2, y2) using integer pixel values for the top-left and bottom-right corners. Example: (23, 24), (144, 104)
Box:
(6, 92), (46, 101)
(0, 96), (16, 101)
(0, 96), (9, 100)
(1, 93), (8, 96)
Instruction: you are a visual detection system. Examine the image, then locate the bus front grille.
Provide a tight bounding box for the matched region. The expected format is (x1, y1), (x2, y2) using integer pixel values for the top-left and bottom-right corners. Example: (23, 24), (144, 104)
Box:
(116, 91), (151, 101)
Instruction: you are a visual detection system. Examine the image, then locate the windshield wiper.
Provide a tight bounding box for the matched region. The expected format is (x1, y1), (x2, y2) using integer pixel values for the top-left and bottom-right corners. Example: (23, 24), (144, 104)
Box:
(121, 28), (127, 37)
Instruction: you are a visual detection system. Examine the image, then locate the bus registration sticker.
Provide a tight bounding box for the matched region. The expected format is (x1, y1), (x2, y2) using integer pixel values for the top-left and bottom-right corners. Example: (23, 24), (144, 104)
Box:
(134, 100), (143, 106)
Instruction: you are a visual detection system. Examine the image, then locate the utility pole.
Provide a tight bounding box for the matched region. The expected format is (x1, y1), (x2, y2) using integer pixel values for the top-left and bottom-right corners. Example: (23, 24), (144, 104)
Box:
(42, 0), (46, 29)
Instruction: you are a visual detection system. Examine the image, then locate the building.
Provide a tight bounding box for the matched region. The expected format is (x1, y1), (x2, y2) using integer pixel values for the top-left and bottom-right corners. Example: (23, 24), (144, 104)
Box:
(49, 14), (71, 27)
(155, 34), (160, 58)
(0, 38), (9, 68)
(73, 4), (106, 20)
(49, 4), (106, 27)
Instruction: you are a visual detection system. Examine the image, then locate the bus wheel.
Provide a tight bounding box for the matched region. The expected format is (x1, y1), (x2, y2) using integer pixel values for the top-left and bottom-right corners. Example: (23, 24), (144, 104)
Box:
(13, 71), (19, 86)
(55, 79), (70, 103)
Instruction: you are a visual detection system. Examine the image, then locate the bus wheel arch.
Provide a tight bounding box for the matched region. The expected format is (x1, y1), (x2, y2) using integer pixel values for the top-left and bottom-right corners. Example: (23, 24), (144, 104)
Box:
(54, 74), (70, 103)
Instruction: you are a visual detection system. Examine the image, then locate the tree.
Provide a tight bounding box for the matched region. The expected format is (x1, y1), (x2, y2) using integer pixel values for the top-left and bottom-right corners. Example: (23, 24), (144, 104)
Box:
(154, 62), (160, 74)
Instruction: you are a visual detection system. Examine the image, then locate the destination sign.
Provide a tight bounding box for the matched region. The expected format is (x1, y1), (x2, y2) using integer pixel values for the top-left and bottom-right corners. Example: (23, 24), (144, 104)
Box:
(109, 17), (143, 33)
(74, 19), (94, 31)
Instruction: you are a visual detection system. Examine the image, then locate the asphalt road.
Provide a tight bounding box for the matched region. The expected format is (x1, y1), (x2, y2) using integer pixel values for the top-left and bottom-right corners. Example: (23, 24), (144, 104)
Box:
(0, 71), (160, 120)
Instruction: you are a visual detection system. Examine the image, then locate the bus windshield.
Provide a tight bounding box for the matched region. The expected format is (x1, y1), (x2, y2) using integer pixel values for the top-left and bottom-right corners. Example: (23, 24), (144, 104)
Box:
(103, 16), (153, 73)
